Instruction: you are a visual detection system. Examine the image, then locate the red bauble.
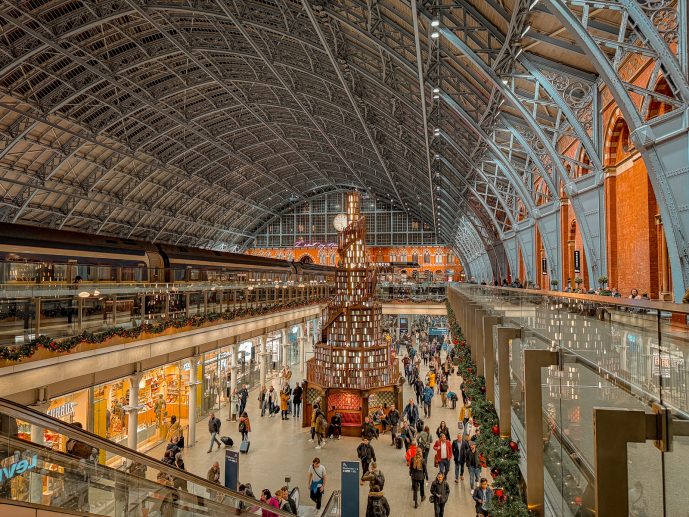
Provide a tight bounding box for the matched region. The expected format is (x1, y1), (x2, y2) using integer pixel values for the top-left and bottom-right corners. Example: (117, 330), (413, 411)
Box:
(461, 340), (467, 347)
(452, 339), (458, 345)
(467, 367), (473, 373)
(491, 424), (500, 436)
(480, 386), (486, 394)
(499, 494), (508, 503)
(508, 440), (518, 452)
(494, 489), (504, 499)
(490, 467), (500, 478)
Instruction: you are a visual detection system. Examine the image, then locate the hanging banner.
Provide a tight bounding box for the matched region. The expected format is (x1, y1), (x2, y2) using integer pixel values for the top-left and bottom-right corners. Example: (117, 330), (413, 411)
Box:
(541, 258), (547, 275)
(574, 251), (581, 274)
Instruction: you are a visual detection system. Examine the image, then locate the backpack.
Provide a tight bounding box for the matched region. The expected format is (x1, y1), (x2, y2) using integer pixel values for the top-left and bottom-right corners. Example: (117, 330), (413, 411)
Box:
(239, 420), (246, 433)
(369, 497), (387, 517)
(373, 471), (385, 490)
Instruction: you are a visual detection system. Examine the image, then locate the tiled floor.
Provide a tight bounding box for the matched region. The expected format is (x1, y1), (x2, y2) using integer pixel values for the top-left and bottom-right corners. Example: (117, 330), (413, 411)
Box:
(151, 348), (484, 516)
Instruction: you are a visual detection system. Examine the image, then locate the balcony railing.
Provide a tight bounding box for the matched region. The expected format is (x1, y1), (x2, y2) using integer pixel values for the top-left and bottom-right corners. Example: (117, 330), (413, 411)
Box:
(0, 280), (334, 361)
(451, 284), (689, 516)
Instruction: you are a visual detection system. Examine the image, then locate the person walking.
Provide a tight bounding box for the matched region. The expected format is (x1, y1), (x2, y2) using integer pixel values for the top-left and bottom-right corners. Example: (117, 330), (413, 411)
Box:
(433, 433), (452, 476)
(267, 386), (278, 417)
(422, 383), (434, 419)
(365, 484), (390, 517)
(466, 441), (482, 492)
(238, 384), (249, 416)
(417, 425), (431, 462)
(402, 399), (419, 429)
(439, 378), (449, 407)
(280, 390), (290, 420)
(409, 448), (428, 508)
(259, 385), (268, 417)
(414, 378), (424, 406)
(314, 408), (328, 449)
(459, 401), (472, 430)
(292, 383), (303, 419)
(357, 438), (376, 481)
(307, 457), (327, 512)
(361, 461), (385, 492)
(473, 478), (494, 516)
(206, 413), (221, 453)
(387, 404), (400, 446)
(238, 412), (251, 442)
(206, 461), (221, 501)
(429, 472), (450, 517)
(436, 421), (450, 441)
(452, 433), (469, 483)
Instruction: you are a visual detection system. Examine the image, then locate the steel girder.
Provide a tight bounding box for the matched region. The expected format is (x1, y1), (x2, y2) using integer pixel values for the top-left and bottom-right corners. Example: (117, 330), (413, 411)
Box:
(547, 0), (689, 300)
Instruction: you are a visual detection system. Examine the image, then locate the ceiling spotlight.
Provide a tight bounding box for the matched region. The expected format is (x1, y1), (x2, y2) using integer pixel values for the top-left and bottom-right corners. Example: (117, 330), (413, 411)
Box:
(433, 87), (440, 94)
(431, 30), (440, 39)
(434, 153), (440, 160)
(78, 291), (90, 298)
(431, 17), (440, 27)
(521, 24), (531, 38)
(433, 128), (440, 135)
(501, 78), (509, 85)
(433, 93), (440, 100)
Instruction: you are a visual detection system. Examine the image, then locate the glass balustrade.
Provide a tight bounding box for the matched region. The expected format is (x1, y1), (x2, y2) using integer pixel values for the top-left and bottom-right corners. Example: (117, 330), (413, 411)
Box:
(450, 284), (689, 516)
(0, 398), (293, 516)
(0, 279), (334, 349)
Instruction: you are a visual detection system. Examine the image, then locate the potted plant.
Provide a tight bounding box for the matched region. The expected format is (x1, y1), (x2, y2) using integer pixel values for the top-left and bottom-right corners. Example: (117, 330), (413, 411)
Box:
(550, 279), (559, 291)
(598, 275), (608, 289)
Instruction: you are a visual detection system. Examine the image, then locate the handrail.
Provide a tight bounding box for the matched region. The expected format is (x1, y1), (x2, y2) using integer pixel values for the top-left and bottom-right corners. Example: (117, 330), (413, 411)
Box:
(456, 283), (689, 315)
(0, 397), (294, 516)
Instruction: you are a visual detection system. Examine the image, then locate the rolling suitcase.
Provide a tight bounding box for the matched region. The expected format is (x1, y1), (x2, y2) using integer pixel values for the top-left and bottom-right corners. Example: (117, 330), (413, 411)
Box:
(240, 440), (250, 454)
(220, 436), (233, 447)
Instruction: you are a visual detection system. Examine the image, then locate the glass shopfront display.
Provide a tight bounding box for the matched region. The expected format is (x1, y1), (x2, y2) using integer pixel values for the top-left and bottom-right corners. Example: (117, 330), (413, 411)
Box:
(202, 349), (230, 417)
(90, 363), (191, 462)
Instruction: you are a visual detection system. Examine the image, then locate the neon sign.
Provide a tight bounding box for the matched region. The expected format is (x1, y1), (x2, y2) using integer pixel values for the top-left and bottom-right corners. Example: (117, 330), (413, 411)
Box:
(294, 240), (337, 250)
(0, 454), (38, 482)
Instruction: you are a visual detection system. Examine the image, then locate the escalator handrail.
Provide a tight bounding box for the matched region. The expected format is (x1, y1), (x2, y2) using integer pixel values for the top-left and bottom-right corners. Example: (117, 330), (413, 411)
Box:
(0, 397), (294, 516)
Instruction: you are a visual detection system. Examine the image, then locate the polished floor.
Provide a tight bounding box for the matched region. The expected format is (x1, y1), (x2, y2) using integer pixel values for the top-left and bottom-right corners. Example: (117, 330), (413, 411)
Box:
(150, 347), (485, 516)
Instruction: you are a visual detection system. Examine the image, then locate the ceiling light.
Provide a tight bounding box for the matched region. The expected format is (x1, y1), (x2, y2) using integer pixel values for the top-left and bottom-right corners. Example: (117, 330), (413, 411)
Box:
(501, 78), (509, 85)
(78, 291), (90, 298)
(432, 87), (440, 94)
(434, 128), (440, 135)
(431, 30), (439, 39)
(93, 290), (100, 296)
(434, 153), (440, 160)
(521, 24), (531, 37)
(431, 17), (440, 27)
(529, 0), (539, 10)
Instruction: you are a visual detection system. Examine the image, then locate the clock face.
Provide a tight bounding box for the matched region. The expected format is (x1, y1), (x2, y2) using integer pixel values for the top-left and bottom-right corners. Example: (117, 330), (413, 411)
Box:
(333, 213), (348, 232)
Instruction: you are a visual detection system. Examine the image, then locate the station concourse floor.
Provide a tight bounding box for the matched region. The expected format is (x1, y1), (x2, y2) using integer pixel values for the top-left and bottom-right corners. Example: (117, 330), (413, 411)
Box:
(150, 348), (484, 516)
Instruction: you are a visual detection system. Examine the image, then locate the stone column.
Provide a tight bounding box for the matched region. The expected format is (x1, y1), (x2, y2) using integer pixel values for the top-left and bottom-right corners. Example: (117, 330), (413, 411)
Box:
(29, 398), (50, 505)
(281, 328), (290, 369)
(259, 334), (268, 389)
(188, 356), (201, 447)
(126, 372), (145, 452)
(229, 342), (239, 420)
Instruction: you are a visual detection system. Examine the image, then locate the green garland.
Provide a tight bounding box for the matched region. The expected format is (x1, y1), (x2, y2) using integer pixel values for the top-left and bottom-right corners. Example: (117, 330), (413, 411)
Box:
(0, 298), (328, 362)
(447, 302), (530, 516)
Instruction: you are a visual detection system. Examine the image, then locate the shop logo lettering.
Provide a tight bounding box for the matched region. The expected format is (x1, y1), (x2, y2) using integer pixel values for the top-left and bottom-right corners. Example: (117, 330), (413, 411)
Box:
(0, 454), (38, 482)
(48, 402), (76, 419)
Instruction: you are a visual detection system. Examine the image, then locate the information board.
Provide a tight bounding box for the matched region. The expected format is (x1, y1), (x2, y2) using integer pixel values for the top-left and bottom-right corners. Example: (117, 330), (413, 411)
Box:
(341, 461), (360, 517)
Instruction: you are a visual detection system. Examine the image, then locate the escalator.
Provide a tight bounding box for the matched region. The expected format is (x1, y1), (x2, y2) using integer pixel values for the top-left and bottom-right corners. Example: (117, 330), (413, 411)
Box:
(0, 397), (294, 516)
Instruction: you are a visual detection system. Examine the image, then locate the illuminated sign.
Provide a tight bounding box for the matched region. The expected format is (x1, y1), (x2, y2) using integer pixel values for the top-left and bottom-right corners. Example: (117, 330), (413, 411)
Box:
(48, 402), (76, 419)
(294, 240), (337, 250)
(0, 454), (38, 482)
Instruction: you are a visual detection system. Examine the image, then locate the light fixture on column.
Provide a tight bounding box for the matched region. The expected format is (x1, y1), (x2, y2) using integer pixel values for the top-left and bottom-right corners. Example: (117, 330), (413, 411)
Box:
(431, 17), (440, 27)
